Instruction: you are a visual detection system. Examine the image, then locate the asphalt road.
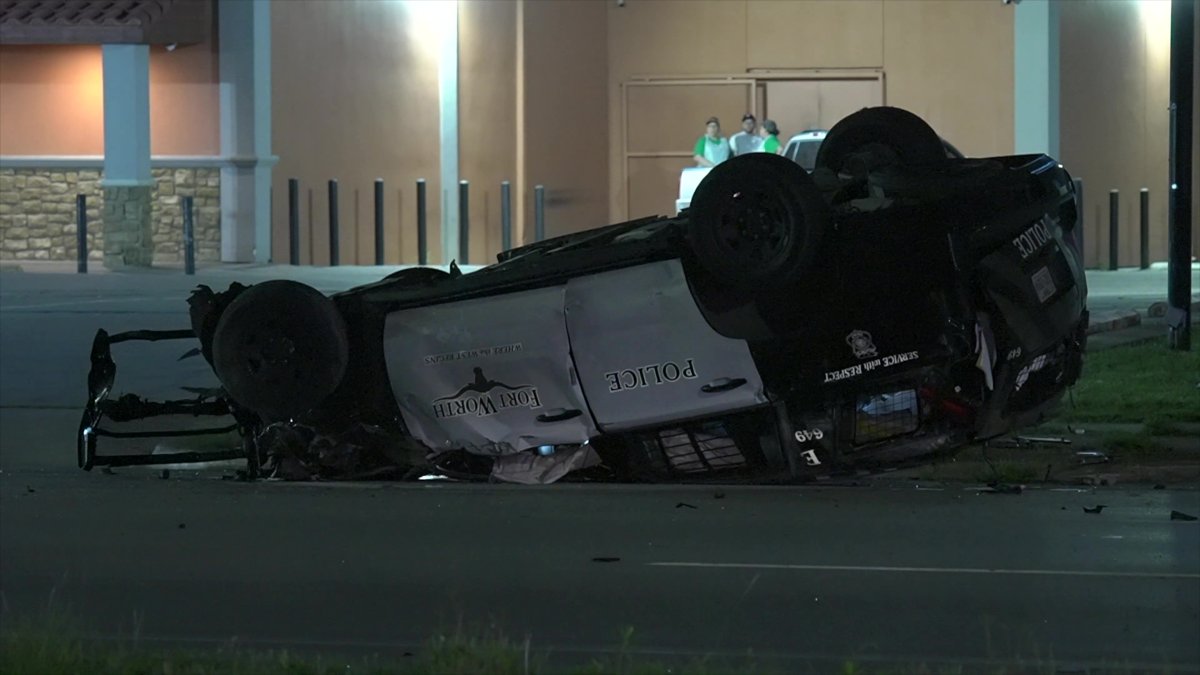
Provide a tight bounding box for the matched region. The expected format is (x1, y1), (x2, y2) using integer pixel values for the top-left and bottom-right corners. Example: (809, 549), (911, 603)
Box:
(2, 266), (1199, 672)
(2, 466), (1198, 672)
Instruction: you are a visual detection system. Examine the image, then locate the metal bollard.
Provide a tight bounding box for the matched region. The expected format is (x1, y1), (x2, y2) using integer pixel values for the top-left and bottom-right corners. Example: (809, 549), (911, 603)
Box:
(75, 194), (87, 274)
(1108, 190), (1119, 271)
(459, 180), (470, 264)
(1139, 188), (1150, 270)
(534, 185), (545, 242)
(182, 195), (195, 275)
(1072, 177), (1084, 264)
(417, 179), (428, 265)
(288, 178), (300, 265)
(500, 181), (512, 252)
(328, 179), (340, 266)
(374, 178), (385, 265)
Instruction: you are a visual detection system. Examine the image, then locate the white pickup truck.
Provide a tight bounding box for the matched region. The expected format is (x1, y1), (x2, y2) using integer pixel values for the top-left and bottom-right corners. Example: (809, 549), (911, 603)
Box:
(676, 129), (964, 214)
(676, 130), (828, 214)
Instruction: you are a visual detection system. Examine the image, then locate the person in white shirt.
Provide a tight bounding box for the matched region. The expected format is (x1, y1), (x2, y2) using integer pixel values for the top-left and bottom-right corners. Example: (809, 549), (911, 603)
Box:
(728, 113), (763, 157)
(692, 117), (732, 167)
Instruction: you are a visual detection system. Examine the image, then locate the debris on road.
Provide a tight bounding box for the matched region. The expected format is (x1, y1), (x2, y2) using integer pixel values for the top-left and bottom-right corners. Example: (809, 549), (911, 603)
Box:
(1170, 510), (1197, 522)
(980, 483), (1023, 495)
(1076, 451), (1110, 465)
(1083, 505), (1106, 514)
(676, 502), (698, 509)
(592, 557), (621, 563)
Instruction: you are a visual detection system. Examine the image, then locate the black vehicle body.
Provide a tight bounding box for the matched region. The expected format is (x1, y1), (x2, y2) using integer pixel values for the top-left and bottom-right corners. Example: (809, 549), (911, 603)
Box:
(79, 107), (1088, 483)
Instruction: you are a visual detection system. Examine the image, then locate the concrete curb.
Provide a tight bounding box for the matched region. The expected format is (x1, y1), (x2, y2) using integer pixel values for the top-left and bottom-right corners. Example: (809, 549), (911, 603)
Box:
(1086, 309), (1142, 335)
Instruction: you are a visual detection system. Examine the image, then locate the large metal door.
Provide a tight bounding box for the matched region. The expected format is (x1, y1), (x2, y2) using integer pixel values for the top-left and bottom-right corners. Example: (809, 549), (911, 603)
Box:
(382, 286), (598, 455)
(565, 260), (768, 432)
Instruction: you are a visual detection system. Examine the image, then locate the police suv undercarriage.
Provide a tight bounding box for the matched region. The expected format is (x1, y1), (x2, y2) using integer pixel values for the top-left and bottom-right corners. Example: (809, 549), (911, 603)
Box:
(78, 107), (1089, 484)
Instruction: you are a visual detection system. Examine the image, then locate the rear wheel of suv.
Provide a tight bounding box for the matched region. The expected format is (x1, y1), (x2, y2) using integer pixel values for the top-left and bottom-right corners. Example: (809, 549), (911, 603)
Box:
(815, 106), (949, 176)
(687, 152), (829, 288)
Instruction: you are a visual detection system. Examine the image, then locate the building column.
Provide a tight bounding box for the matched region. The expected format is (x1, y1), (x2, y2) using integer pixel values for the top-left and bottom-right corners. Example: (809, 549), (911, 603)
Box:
(219, 0), (276, 263)
(1014, 0), (1061, 158)
(101, 44), (154, 268)
(438, 1), (460, 264)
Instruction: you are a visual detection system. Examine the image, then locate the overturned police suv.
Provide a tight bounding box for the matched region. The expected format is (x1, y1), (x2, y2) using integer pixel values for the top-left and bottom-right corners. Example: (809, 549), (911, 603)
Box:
(79, 106), (1089, 483)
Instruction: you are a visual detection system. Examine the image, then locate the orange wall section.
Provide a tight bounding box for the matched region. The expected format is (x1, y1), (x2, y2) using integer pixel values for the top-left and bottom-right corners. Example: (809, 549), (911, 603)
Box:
(0, 43), (219, 157)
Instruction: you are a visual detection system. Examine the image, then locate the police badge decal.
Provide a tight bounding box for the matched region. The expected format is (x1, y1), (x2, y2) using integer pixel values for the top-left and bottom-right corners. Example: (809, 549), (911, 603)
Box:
(846, 330), (878, 360)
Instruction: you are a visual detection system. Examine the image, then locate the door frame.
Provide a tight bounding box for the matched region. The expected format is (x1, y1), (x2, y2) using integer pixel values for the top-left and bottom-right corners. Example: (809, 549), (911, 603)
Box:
(619, 69), (885, 219)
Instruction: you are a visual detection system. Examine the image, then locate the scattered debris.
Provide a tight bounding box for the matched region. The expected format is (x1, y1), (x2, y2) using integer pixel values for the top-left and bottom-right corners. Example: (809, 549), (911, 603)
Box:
(1153, 484), (1166, 490)
(178, 523), (187, 529)
(24, 486), (34, 494)
(714, 492), (726, 500)
(160, 469), (170, 480)
(980, 483), (1023, 495)
(1170, 510), (1198, 522)
(490, 445), (601, 485)
(1083, 505), (1106, 514)
(101, 467), (115, 475)
(1076, 451), (1110, 465)
(591, 557), (621, 563)
(992, 435), (1072, 449)
(676, 502), (698, 509)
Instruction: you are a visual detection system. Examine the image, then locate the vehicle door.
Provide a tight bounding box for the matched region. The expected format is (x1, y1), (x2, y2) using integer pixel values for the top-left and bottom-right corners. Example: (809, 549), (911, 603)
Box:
(381, 285), (598, 455)
(564, 259), (768, 432)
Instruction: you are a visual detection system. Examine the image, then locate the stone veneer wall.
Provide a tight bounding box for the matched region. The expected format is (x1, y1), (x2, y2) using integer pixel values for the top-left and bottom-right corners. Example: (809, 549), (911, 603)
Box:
(0, 167), (221, 263)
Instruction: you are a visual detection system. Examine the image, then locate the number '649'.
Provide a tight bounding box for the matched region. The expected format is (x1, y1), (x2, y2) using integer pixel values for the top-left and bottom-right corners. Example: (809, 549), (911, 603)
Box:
(794, 429), (824, 443)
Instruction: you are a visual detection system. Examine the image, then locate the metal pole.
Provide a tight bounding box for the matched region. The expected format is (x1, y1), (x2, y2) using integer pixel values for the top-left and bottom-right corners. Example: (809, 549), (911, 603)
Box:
(1139, 188), (1150, 270)
(534, 184), (546, 242)
(75, 194), (87, 274)
(458, 180), (470, 264)
(1072, 177), (1085, 265)
(1108, 189), (1119, 271)
(288, 178), (300, 265)
(328, 179), (340, 266)
(1167, 0), (1194, 351)
(374, 178), (384, 265)
(417, 179), (428, 266)
(182, 195), (195, 275)
(500, 181), (512, 252)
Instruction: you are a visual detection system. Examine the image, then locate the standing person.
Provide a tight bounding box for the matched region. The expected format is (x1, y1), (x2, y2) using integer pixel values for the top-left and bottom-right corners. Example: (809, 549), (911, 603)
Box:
(729, 113), (762, 156)
(758, 119), (783, 155)
(692, 117), (731, 167)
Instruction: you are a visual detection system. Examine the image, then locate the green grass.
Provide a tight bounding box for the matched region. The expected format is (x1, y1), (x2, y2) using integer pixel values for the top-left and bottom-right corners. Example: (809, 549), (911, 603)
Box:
(1062, 342), (1200, 424)
(0, 610), (1169, 675)
(1099, 430), (1170, 456)
(0, 614), (762, 675)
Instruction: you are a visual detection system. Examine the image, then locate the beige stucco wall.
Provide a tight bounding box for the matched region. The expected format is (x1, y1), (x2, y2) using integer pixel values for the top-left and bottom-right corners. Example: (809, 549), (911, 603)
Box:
(1060, 0), (1175, 267)
(521, 0), (610, 239)
(459, 0), (518, 262)
(270, 0), (441, 265)
(605, 0), (1016, 221)
(0, 42), (220, 156)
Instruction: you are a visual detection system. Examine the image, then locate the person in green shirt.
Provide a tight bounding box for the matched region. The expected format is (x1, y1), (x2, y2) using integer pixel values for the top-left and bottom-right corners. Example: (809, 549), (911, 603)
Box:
(692, 117), (731, 167)
(758, 119), (783, 155)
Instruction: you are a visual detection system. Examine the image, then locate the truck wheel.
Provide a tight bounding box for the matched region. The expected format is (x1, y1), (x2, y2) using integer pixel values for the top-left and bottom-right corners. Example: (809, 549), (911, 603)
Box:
(211, 280), (349, 423)
(687, 152), (829, 288)
(816, 106), (949, 175)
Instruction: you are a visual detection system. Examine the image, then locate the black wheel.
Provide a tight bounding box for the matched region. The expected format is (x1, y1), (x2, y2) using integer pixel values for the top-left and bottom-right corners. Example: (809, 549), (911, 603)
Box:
(211, 280), (349, 423)
(816, 106), (949, 176)
(687, 152), (829, 287)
